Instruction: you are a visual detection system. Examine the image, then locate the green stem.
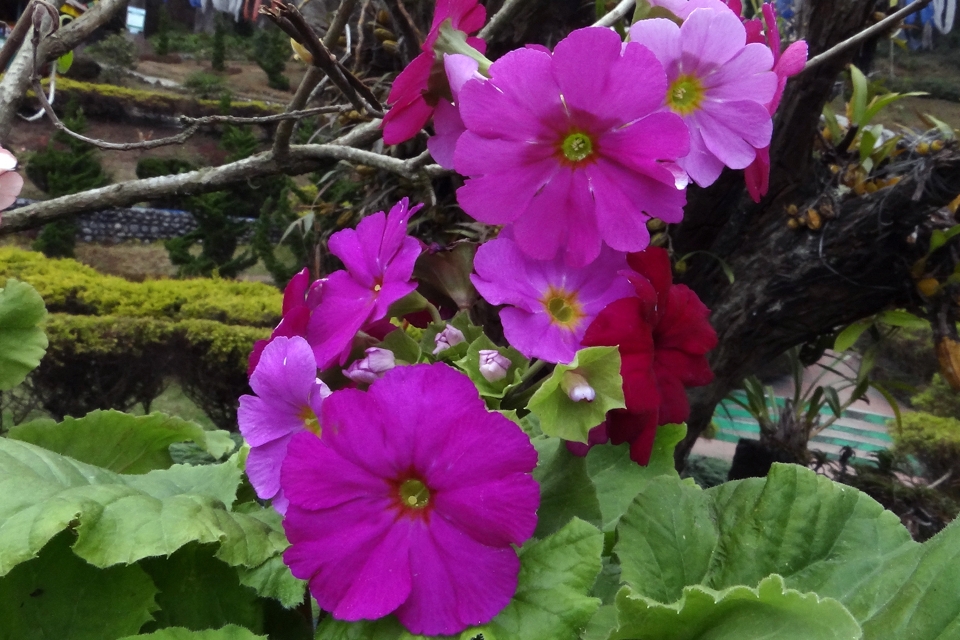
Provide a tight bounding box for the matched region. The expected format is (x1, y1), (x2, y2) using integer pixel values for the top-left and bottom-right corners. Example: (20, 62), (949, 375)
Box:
(425, 301), (443, 324)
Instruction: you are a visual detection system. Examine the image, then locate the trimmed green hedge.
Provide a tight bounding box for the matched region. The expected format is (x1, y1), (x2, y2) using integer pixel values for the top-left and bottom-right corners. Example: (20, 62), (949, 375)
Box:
(0, 248), (281, 327)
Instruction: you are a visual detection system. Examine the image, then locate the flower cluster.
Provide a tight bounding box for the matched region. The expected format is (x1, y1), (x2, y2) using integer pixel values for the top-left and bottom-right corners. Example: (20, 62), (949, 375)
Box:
(237, 1), (804, 635)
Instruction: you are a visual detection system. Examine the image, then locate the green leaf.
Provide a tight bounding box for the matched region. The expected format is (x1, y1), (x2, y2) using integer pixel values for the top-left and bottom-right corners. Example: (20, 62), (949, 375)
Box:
(528, 347), (625, 443)
(455, 334), (527, 400)
(859, 126), (879, 165)
(379, 328), (422, 364)
(8, 410), (235, 474)
(610, 575), (861, 640)
(532, 438), (602, 538)
(139, 543), (263, 634)
(485, 518), (603, 640)
(585, 425), (685, 531)
(862, 92), (926, 127)
(315, 617), (406, 640)
(57, 50), (74, 74)
(0, 279), (48, 391)
(0, 532), (158, 640)
(878, 309), (928, 329)
(929, 225), (960, 254)
(835, 319), (873, 352)
(121, 626), (267, 640)
(0, 438), (287, 576)
(236, 554), (305, 610)
(386, 291), (430, 319)
(823, 105), (844, 144)
(850, 65), (869, 127)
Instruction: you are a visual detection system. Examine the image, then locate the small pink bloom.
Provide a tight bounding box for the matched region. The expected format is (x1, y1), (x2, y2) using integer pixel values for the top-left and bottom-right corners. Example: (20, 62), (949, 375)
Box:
(382, 0), (487, 145)
(343, 347), (396, 384)
(478, 349), (510, 382)
(455, 27), (690, 267)
(0, 146), (24, 213)
(630, 8), (777, 188)
(471, 231), (635, 363)
(433, 323), (466, 355)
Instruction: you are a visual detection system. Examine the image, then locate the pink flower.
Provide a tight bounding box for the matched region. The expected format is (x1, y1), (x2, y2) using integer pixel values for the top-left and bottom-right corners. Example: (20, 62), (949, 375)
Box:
(647, 0), (740, 18)
(238, 336), (330, 513)
(307, 198), (423, 369)
(281, 363), (539, 635)
(0, 146), (24, 213)
(455, 27), (690, 267)
(471, 231), (635, 364)
(248, 268), (324, 375)
(478, 349), (510, 382)
(743, 3), (808, 202)
(427, 54), (482, 169)
(629, 7), (777, 188)
(382, 0), (487, 145)
(343, 347), (396, 384)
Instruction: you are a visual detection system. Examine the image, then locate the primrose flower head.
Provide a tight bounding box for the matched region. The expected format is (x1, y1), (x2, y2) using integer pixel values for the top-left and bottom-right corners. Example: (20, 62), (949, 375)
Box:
(307, 198), (423, 370)
(281, 363), (539, 636)
(455, 27), (690, 267)
(478, 349), (511, 382)
(630, 7), (777, 188)
(238, 336), (330, 513)
(0, 145), (24, 213)
(343, 347), (396, 385)
(471, 232), (635, 363)
(433, 323), (467, 355)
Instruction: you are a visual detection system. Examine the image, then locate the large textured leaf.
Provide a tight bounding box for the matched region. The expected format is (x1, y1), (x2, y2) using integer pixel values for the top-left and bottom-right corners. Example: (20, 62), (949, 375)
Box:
(0, 532), (158, 640)
(0, 278), (48, 391)
(532, 438), (602, 538)
(614, 463), (960, 639)
(315, 518), (603, 640)
(0, 438), (286, 576)
(611, 575), (861, 640)
(585, 425), (685, 531)
(8, 410), (235, 474)
(120, 626), (267, 640)
(140, 543), (264, 634)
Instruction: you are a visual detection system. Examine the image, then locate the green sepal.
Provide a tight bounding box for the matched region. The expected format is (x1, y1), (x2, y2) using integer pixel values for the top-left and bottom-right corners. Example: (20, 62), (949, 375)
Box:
(419, 312), (483, 363)
(386, 290), (430, 319)
(527, 347), (625, 443)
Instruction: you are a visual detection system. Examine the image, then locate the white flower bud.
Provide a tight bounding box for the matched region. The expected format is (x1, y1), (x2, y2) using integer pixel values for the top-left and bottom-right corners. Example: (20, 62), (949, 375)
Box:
(344, 348), (396, 384)
(432, 324), (466, 355)
(560, 371), (595, 402)
(478, 349), (511, 382)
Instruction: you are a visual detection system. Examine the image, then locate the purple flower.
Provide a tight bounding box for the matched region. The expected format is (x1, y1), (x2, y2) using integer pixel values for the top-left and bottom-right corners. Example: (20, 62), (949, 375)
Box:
(248, 268), (324, 375)
(238, 336), (330, 514)
(454, 27), (690, 267)
(343, 347), (396, 384)
(629, 7), (777, 187)
(281, 363), (539, 635)
(307, 199), (423, 369)
(427, 54), (482, 170)
(433, 323), (466, 355)
(471, 233), (635, 364)
(478, 349), (510, 382)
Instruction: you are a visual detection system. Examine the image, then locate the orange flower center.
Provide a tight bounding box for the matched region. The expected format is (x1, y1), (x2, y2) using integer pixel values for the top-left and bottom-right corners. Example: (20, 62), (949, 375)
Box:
(541, 286), (585, 329)
(299, 406), (322, 436)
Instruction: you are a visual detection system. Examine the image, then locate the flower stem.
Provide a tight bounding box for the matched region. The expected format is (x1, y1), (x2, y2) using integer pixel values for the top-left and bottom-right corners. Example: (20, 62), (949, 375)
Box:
(425, 301), (443, 324)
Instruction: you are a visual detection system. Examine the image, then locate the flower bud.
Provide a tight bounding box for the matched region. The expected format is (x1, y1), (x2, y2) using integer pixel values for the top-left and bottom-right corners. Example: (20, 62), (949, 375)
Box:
(560, 371), (595, 402)
(344, 348), (396, 384)
(432, 324), (466, 355)
(478, 349), (510, 382)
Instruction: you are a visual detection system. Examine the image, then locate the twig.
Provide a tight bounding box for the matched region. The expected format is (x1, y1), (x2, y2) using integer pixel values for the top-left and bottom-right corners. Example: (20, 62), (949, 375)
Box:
(354, 0), (371, 69)
(593, 0), (636, 27)
(804, 0), (934, 73)
(380, 0), (421, 62)
(323, 0), (359, 48)
(0, 0), (36, 74)
(478, 0), (524, 40)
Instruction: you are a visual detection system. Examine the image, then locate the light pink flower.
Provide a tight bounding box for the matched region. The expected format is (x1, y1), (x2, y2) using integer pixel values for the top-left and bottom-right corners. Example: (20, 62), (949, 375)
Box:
(0, 146), (24, 213)
(629, 8), (777, 188)
(427, 54), (482, 169)
(455, 27), (690, 267)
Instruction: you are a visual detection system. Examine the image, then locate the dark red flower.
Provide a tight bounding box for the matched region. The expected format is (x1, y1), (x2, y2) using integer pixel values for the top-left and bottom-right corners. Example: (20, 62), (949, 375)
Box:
(581, 247), (717, 464)
(247, 268), (324, 375)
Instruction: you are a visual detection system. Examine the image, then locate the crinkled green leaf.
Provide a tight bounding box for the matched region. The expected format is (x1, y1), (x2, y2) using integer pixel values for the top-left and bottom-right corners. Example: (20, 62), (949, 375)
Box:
(0, 438), (286, 576)
(532, 438), (602, 538)
(0, 278), (48, 391)
(120, 626), (266, 640)
(455, 334), (527, 400)
(0, 532), (158, 640)
(233, 506), (304, 608)
(528, 347), (624, 443)
(615, 463), (960, 640)
(315, 617), (407, 640)
(379, 327), (423, 364)
(611, 575), (861, 640)
(8, 410), (235, 474)
(585, 424), (685, 531)
(140, 543), (263, 634)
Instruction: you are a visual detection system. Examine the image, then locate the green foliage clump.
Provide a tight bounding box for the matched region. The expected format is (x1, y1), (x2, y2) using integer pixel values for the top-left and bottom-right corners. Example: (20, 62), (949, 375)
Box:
(86, 32), (138, 70)
(135, 157), (196, 181)
(0, 247), (281, 327)
(252, 24), (290, 91)
(26, 101), (110, 258)
(156, 5), (171, 57)
(894, 411), (960, 491)
(251, 187), (311, 287)
(212, 20), (226, 72)
(911, 373), (960, 419)
(184, 71), (227, 99)
(165, 192), (258, 279)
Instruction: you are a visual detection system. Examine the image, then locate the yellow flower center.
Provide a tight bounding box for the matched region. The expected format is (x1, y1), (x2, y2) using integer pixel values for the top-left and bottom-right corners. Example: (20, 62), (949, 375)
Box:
(666, 74), (705, 116)
(560, 131), (595, 165)
(299, 406), (322, 436)
(398, 478), (430, 509)
(541, 286), (585, 329)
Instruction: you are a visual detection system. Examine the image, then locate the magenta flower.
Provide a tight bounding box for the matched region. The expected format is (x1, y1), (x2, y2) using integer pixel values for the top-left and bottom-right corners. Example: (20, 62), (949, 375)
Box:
(248, 267), (324, 375)
(629, 7), (777, 188)
(427, 54), (482, 169)
(307, 198), (423, 369)
(0, 146), (24, 213)
(455, 27), (690, 267)
(471, 232), (635, 364)
(238, 336), (330, 514)
(343, 347), (396, 384)
(281, 363), (539, 635)
(647, 0), (740, 18)
(382, 0), (487, 145)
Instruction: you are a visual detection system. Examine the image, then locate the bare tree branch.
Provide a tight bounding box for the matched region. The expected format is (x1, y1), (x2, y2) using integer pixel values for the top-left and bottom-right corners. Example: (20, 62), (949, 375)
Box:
(381, 0), (422, 63)
(593, 0), (636, 27)
(0, 0), (36, 74)
(478, 0), (524, 40)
